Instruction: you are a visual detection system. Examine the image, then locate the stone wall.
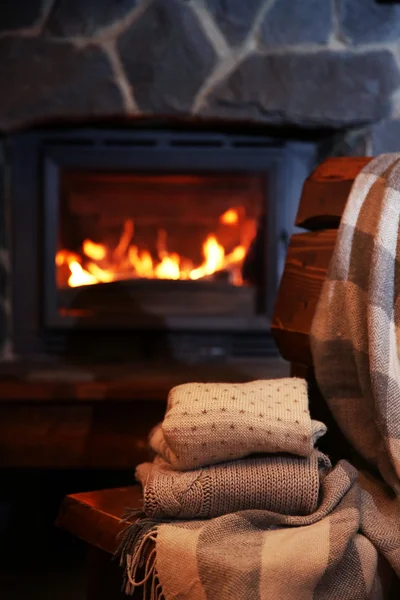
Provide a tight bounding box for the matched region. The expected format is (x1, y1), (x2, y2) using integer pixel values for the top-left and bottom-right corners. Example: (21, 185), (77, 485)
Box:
(1, 0), (400, 133)
(3, 0), (400, 360)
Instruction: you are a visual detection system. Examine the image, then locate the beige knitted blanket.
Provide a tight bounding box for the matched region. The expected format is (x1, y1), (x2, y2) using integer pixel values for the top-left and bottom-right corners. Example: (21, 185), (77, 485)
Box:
(136, 451), (330, 520)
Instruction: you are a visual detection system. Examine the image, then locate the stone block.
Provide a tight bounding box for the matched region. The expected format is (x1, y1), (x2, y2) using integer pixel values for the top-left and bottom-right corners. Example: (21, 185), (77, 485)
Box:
(338, 0), (400, 45)
(261, 0), (332, 46)
(371, 120), (400, 154)
(118, 0), (217, 114)
(202, 50), (400, 128)
(0, 37), (124, 131)
(45, 0), (140, 38)
(0, 0), (46, 34)
(204, 0), (264, 46)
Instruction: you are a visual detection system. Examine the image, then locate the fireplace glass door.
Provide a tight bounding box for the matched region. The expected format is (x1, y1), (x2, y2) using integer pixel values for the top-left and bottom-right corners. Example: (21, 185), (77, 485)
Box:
(54, 170), (266, 324)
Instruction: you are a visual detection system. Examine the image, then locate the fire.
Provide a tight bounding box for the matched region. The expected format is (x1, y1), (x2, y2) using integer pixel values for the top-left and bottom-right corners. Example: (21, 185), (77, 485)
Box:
(220, 208), (239, 225)
(56, 208), (253, 288)
(155, 255), (181, 280)
(68, 261), (98, 287)
(128, 246), (154, 279)
(83, 240), (106, 261)
(189, 236), (225, 280)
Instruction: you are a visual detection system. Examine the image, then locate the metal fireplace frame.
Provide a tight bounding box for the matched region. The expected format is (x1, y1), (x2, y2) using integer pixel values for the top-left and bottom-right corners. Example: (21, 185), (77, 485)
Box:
(7, 128), (317, 361)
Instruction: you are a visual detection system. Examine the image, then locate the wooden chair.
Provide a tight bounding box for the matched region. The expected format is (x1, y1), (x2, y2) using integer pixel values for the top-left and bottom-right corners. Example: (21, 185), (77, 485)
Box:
(57, 157), (372, 598)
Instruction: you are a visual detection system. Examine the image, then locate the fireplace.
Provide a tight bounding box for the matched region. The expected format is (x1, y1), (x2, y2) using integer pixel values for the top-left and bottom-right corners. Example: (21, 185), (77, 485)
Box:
(55, 171), (263, 318)
(8, 128), (316, 363)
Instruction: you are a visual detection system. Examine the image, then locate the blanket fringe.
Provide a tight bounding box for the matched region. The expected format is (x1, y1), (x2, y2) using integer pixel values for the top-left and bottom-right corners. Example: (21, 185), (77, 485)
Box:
(116, 513), (163, 598)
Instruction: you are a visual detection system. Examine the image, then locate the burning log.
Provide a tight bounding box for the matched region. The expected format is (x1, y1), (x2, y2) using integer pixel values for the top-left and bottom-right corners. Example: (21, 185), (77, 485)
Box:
(58, 277), (257, 319)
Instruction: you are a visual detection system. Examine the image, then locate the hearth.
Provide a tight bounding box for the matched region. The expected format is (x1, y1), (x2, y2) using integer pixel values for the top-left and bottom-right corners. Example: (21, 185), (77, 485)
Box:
(8, 128), (316, 363)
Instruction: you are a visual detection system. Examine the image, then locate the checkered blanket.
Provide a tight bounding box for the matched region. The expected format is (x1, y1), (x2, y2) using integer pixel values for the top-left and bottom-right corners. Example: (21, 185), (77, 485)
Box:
(310, 154), (400, 591)
(118, 155), (400, 599)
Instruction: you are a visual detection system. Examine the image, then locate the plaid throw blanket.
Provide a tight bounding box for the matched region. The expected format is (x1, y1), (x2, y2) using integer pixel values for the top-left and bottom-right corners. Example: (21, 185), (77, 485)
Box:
(118, 156), (400, 599)
(310, 154), (400, 587)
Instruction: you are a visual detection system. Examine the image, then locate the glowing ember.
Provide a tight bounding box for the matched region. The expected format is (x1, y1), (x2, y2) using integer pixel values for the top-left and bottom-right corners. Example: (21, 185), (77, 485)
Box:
(56, 207), (254, 288)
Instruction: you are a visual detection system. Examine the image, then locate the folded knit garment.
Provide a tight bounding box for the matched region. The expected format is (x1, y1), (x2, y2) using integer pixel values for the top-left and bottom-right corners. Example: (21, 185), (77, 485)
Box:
(136, 451), (331, 519)
(159, 378), (327, 470)
(150, 420), (326, 470)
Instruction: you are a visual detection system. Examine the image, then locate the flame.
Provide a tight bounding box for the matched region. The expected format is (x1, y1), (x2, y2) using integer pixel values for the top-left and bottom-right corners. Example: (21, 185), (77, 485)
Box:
(155, 254), (181, 280)
(114, 219), (134, 261)
(57, 208), (254, 288)
(56, 249), (80, 266)
(224, 245), (246, 266)
(190, 236), (224, 280)
(220, 208), (239, 225)
(86, 262), (114, 283)
(128, 246), (154, 278)
(69, 261), (98, 287)
(83, 240), (106, 261)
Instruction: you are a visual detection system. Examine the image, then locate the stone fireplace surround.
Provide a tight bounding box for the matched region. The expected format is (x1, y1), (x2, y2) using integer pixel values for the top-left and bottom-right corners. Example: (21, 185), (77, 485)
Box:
(2, 0), (400, 132)
(2, 0), (400, 361)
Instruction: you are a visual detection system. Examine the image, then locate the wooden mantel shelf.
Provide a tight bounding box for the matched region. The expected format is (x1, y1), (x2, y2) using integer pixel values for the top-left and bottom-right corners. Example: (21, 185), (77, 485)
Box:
(0, 358), (288, 402)
(0, 358), (288, 468)
(57, 486), (142, 555)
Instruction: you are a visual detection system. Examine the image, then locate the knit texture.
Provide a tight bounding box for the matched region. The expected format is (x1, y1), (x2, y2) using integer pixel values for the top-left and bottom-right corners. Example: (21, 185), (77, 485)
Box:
(119, 157), (400, 599)
(159, 378), (327, 470)
(121, 461), (400, 599)
(136, 451), (330, 519)
(310, 154), (400, 583)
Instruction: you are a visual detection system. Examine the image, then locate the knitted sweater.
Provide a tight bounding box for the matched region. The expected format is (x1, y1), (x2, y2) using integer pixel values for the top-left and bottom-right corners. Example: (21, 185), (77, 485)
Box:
(136, 451), (331, 519)
(157, 378), (327, 470)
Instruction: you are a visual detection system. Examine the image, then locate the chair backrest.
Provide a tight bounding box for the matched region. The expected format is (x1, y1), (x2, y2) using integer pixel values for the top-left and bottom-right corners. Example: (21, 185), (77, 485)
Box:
(271, 157), (372, 460)
(272, 156), (372, 370)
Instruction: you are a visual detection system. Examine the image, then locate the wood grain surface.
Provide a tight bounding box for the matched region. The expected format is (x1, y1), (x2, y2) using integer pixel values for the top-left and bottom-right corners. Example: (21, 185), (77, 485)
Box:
(296, 157), (371, 230)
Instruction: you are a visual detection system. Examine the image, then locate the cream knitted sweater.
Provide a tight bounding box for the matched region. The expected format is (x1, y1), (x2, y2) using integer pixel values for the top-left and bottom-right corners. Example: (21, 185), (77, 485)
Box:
(153, 378), (326, 470)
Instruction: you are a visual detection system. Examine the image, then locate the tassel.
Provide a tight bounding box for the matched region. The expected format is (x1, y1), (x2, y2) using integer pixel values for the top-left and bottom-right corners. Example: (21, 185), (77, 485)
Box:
(116, 515), (162, 597)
